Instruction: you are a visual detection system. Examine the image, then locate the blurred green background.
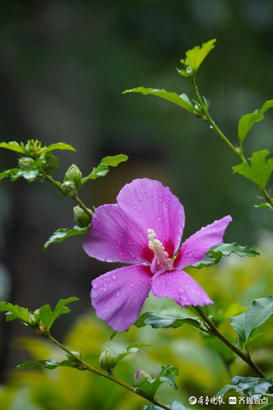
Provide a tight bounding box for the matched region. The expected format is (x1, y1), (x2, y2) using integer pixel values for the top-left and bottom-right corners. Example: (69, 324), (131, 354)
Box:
(1, 1), (273, 408)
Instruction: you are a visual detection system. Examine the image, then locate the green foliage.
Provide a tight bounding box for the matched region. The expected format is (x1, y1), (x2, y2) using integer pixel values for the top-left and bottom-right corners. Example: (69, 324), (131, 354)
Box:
(255, 203), (273, 211)
(177, 39), (216, 77)
(0, 140), (75, 156)
(17, 355), (83, 371)
(123, 88), (198, 115)
(191, 242), (259, 269)
(44, 226), (89, 248)
(231, 296), (273, 343)
(0, 167), (40, 182)
(135, 311), (202, 330)
(233, 150), (273, 190)
(36, 297), (79, 332)
(238, 99), (273, 146)
(217, 375), (273, 398)
(115, 342), (152, 365)
(0, 302), (32, 324)
(81, 154), (128, 183)
(44, 143), (76, 153)
(0, 141), (25, 153)
(135, 365), (178, 401)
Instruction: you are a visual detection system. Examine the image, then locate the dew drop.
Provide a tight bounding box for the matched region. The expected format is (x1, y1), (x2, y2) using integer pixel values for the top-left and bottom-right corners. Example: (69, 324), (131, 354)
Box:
(130, 283), (134, 288)
(112, 275), (116, 280)
(92, 291), (97, 298)
(116, 291), (120, 297)
(157, 216), (162, 222)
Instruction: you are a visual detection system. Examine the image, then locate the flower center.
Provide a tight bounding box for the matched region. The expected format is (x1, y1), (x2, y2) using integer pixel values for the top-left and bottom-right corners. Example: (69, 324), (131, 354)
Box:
(147, 228), (173, 272)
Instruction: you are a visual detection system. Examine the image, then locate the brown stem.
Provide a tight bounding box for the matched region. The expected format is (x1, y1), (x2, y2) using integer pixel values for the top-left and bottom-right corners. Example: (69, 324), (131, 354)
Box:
(48, 334), (172, 410)
(194, 307), (265, 378)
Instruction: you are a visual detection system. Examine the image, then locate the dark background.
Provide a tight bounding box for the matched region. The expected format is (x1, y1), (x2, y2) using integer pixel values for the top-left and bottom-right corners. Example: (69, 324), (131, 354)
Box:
(1, 0), (273, 380)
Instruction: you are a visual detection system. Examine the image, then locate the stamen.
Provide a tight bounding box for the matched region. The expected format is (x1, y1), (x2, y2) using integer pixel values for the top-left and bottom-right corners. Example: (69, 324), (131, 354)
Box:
(147, 228), (173, 271)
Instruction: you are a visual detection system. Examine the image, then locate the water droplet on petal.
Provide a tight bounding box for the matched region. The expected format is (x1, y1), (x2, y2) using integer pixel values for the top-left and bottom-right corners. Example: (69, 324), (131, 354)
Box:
(112, 275), (116, 280)
(130, 283), (134, 288)
(116, 291), (120, 297)
(92, 291), (97, 298)
(157, 216), (162, 222)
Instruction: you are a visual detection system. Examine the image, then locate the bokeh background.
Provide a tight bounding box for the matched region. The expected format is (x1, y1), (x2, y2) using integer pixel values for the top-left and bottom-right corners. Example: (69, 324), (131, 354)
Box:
(1, 1), (273, 409)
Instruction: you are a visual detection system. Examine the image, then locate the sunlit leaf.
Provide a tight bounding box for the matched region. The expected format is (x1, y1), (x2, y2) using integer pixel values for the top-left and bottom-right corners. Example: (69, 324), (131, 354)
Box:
(178, 39), (216, 76)
(254, 202), (273, 211)
(135, 311), (202, 330)
(0, 301), (32, 324)
(44, 143), (76, 153)
(44, 226), (89, 248)
(192, 242), (259, 269)
(0, 141), (25, 153)
(123, 87), (197, 114)
(136, 365), (178, 400)
(233, 150), (273, 190)
(0, 168), (40, 182)
(81, 154), (128, 183)
(238, 99), (273, 145)
(231, 296), (273, 342)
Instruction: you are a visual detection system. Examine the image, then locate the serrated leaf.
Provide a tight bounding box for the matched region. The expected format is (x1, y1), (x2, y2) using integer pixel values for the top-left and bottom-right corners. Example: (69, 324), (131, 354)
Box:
(136, 365), (178, 400)
(0, 141), (25, 153)
(179, 39), (216, 74)
(0, 302), (32, 324)
(216, 376), (273, 398)
(44, 143), (76, 153)
(135, 311), (202, 330)
(17, 355), (82, 370)
(123, 87), (197, 115)
(231, 296), (273, 342)
(192, 242), (259, 269)
(37, 297), (79, 331)
(81, 154), (128, 183)
(115, 342), (151, 365)
(238, 99), (273, 145)
(233, 150), (273, 190)
(44, 225), (89, 248)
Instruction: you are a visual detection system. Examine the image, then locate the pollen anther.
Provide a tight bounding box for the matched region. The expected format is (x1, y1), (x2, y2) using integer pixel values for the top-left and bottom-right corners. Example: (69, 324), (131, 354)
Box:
(147, 228), (173, 271)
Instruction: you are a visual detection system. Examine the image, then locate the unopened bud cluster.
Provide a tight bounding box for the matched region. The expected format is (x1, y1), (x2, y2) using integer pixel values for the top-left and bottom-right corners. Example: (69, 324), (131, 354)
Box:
(73, 206), (91, 227)
(98, 348), (117, 372)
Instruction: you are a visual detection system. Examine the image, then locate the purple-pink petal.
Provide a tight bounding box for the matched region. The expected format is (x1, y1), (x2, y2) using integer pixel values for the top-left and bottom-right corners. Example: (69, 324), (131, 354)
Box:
(83, 204), (148, 264)
(117, 178), (185, 256)
(152, 270), (213, 307)
(91, 264), (152, 332)
(176, 215), (232, 269)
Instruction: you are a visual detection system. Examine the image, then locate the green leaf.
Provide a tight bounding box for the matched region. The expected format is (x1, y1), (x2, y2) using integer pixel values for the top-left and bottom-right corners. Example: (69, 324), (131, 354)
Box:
(44, 225), (89, 248)
(0, 302), (32, 324)
(123, 87), (197, 115)
(44, 142), (76, 153)
(216, 376), (273, 398)
(115, 342), (152, 365)
(233, 150), (273, 190)
(0, 141), (25, 153)
(238, 99), (273, 145)
(192, 242), (259, 269)
(0, 168), (40, 182)
(135, 311), (202, 330)
(17, 355), (83, 370)
(178, 39), (216, 76)
(81, 154), (128, 183)
(37, 297), (79, 331)
(136, 365), (178, 400)
(254, 202), (273, 211)
(231, 296), (273, 342)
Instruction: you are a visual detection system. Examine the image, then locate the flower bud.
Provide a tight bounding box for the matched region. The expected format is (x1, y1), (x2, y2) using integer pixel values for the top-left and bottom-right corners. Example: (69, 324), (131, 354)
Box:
(64, 164), (82, 187)
(18, 156), (35, 170)
(135, 368), (151, 386)
(61, 181), (77, 197)
(73, 206), (91, 227)
(98, 348), (117, 372)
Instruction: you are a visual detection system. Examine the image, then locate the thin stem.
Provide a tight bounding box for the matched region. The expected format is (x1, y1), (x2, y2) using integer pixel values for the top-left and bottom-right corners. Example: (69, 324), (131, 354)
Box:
(191, 76), (247, 163)
(48, 334), (172, 410)
(262, 188), (273, 208)
(194, 307), (265, 378)
(41, 171), (93, 218)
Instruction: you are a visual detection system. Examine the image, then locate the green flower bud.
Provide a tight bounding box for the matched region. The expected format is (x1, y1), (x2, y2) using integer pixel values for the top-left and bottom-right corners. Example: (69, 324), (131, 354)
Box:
(61, 181), (77, 197)
(18, 156), (35, 170)
(73, 206), (91, 227)
(98, 348), (117, 372)
(64, 164), (82, 187)
(135, 368), (151, 386)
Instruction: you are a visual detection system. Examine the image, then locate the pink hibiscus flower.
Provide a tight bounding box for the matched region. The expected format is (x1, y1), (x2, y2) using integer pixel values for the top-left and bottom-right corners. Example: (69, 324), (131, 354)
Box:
(83, 178), (232, 332)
